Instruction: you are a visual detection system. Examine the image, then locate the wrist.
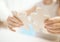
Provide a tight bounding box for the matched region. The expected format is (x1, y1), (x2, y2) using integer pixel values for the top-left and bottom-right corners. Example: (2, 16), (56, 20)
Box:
(0, 21), (7, 27)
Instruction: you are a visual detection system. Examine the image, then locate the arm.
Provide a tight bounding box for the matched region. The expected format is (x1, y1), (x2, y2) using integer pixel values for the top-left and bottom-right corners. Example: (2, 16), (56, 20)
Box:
(25, 6), (36, 16)
(57, 7), (60, 16)
(0, 0), (11, 27)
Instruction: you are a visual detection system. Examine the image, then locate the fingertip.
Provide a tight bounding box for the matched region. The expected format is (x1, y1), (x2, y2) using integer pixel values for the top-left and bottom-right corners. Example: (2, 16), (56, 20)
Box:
(8, 26), (16, 32)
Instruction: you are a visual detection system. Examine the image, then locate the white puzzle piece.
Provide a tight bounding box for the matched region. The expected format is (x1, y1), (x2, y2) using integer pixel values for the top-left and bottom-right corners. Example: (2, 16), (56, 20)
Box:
(30, 7), (50, 32)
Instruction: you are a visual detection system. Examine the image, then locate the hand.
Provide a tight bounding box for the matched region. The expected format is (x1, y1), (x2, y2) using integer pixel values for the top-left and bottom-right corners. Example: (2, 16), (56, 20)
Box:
(7, 11), (23, 32)
(44, 18), (60, 34)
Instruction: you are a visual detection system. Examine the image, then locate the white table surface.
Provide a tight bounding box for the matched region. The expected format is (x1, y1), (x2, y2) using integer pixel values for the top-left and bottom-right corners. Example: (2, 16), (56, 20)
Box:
(0, 28), (57, 42)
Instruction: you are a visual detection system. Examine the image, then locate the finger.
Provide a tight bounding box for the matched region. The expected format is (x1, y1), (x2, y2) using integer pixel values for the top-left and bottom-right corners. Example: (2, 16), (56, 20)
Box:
(45, 21), (53, 26)
(8, 25), (16, 32)
(7, 17), (23, 25)
(44, 25), (55, 29)
(7, 17), (20, 24)
(8, 20), (23, 27)
(45, 25), (60, 30)
(48, 28), (60, 32)
(13, 16), (23, 24)
(44, 25), (52, 29)
(51, 18), (60, 23)
(49, 29), (60, 32)
(53, 23), (60, 28)
(47, 28), (60, 33)
(12, 11), (23, 23)
(45, 19), (60, 25)
(47, 29), (60, 34)
(12, 11), (24, 25)
(44, 18), (49, 23)
(45, 19), (58, 25)
(45, 23), (60, 30)
(45, 25), (53, 29)
(48, 30), (60, 34)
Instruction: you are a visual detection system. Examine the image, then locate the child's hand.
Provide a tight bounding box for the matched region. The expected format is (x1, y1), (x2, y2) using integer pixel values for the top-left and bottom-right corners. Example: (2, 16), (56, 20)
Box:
(7, 11), (23, 32)
(44, 17), (60, 34)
